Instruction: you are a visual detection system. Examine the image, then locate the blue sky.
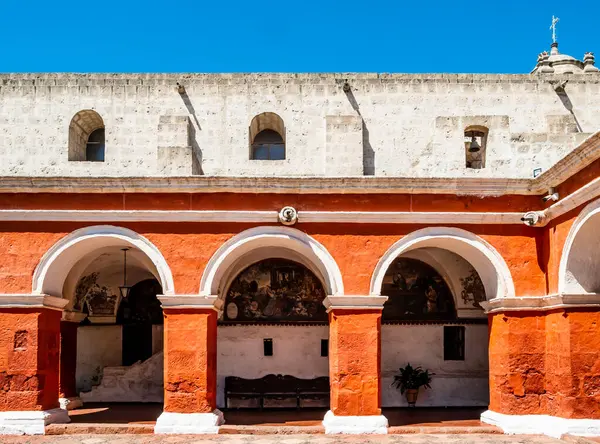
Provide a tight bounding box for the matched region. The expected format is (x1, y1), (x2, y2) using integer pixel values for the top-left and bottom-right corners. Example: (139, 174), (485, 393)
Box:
(0, 0), (598, 73)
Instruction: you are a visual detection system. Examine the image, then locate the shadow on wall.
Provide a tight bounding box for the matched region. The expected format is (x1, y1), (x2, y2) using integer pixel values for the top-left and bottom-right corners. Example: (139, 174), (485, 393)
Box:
(553, 84), (583, 133)
(343, 85), (375, 176)
(179, 90), (204, 175)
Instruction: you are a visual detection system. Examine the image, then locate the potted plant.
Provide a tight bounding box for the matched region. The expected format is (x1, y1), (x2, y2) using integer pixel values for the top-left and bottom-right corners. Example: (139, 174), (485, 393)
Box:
(392, 363), (434, 407)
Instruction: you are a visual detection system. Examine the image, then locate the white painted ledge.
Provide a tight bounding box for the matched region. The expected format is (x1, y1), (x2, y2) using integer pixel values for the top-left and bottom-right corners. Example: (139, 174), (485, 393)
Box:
(323, 410), (388, 434)
(157, 295), (219, 310)
(481, 410), (600, 438)
(480, 293), (600, 313)
(59, 397), (83, 411)
(154, 410), (224, 434)
(61, 311), (87, 323)
(323, 295), (388, 312)
(0, 409), (70, 435)
(0, 294), (68, 311)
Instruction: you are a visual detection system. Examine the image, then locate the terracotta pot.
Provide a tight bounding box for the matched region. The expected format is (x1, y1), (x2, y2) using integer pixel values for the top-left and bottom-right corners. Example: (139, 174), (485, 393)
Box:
(405, 389), (419, 407)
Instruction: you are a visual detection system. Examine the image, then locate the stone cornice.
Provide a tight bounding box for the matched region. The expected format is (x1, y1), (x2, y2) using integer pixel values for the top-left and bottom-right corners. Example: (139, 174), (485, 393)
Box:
(0, 294), (68, 311)
(480, 293), (600, 313)
(323, 295), (388, 312)
(158, 295), (219, 310)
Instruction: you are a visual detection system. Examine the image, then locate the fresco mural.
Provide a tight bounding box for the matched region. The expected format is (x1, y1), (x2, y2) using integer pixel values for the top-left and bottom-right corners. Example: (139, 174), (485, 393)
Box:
(460, 268), (487, 307)
(73, 272), (118, 316)
(381, 258), (456, 321)
(222, 259), (327, 323)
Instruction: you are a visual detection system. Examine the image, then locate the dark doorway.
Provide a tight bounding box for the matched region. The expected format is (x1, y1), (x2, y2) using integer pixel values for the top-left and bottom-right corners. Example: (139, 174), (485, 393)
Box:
(117, 279), (163, 366)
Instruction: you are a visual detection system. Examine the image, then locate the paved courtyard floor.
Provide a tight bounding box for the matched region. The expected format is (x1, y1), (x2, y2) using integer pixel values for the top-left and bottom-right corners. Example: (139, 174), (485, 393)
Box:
(0, 434), (582, 444)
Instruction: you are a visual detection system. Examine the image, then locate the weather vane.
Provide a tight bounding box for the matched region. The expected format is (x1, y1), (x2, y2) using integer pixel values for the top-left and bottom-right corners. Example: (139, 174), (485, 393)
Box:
(550, 15), (559, 44)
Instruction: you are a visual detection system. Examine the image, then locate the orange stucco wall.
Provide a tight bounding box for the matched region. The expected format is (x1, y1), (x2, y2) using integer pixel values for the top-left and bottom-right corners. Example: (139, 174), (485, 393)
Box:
(0, 220), (546, 297)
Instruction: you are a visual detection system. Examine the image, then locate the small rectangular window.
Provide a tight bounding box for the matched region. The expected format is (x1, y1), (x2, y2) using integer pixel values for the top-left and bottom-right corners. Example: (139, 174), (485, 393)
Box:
(263, 338), (273, 356)
(444, 326), (465, 361)
(321, 339), (328, 357)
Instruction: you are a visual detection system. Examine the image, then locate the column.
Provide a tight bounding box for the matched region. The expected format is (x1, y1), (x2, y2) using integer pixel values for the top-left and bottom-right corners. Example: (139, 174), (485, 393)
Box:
(0, 295), (70, 435)
(59, 312), (86, 410)
(322, 295), (388, 434)
(480, 297), (600, 437)
(154, 295), (223, 434)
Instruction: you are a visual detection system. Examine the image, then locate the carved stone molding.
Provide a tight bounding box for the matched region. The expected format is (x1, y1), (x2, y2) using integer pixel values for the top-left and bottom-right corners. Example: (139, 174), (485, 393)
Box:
(480, 293), (600, 313)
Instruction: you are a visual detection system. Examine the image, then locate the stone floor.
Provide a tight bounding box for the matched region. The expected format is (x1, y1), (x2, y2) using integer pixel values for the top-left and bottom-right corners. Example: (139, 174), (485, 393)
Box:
(46, 405), (500, 435)
(0, 434), (580, 444)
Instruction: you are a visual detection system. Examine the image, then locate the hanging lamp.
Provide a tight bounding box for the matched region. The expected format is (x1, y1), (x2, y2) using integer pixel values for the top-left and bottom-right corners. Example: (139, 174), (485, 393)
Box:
(119, 247), (131, 299)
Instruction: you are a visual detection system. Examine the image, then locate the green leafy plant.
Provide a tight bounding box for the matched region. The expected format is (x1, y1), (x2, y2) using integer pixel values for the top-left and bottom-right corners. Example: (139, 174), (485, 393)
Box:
(392, 363), (434, 394)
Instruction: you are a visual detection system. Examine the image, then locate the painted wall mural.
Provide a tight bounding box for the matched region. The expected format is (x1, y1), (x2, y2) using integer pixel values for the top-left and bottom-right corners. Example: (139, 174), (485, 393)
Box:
(460, 268), (487, 307)
(73, 272), (118, 316)
(382, 258), (456, 321)
(222, 259), (327, 322)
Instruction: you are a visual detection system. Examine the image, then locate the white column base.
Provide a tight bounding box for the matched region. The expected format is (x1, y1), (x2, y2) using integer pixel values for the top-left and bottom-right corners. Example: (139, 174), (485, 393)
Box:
(154, 410), (224, 434)
(59, 397), (83, 411)
(0, 408), (70, 435)
(481, 410), (600, 438)
(322, 410), (388, 434)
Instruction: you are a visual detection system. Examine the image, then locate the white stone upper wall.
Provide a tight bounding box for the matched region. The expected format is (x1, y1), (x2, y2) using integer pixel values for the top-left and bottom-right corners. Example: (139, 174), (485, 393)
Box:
(1, 73), (599, 178)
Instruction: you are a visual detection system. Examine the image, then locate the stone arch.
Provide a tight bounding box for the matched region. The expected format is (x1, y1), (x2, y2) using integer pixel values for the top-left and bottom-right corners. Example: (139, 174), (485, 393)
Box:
(370, 227), (515, 300)
(33, 225), (175, 298)
(249, 112), (285, 145)
(200, 226), (344, 302)
(558, 197), (600, 293)
(68, 109), (105, 161)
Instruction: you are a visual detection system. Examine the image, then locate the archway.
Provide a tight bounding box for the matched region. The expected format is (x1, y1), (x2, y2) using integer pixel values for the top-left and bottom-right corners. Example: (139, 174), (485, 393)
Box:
(201, 227), (342, 416)
(372, 228), (514, 411)
(559, 198), (600, 294)
(33, 226), (174, 407)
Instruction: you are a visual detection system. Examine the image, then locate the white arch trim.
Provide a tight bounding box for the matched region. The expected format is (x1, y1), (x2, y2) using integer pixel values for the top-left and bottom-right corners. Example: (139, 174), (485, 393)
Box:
(33, 225), (175, 297)
(558, 197), (600, 294)
(370, 227), (515, 300)
(200, 226), (344, 297)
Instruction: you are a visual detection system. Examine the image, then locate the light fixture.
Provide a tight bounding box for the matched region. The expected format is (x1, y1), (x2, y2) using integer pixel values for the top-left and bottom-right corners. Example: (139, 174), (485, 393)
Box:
(119, 248), (131, 299)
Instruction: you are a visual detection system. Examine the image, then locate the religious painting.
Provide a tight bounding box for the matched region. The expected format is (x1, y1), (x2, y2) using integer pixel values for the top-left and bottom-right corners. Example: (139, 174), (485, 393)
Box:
(73, 272), (118, 316)
(381, 258), (456, 321)
(460, 268), (486, 307)
(222, 259), (327, 322)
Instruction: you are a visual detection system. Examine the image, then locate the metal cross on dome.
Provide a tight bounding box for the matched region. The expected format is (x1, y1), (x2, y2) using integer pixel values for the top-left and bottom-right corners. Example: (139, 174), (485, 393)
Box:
(550, 15), (559, 44)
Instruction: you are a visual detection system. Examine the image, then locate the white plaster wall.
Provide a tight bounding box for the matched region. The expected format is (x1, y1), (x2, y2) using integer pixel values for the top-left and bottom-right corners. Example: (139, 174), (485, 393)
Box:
(1, 74), (599, 178)
(216, 325), (329, 408)
(564, 212), (600, 293)
(76, 325), (122, 393)
(381, 324), (489, 407)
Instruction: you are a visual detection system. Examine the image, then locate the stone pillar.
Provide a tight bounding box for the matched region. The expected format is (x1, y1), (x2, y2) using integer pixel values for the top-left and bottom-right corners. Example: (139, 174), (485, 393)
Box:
(480, 296), (600, 438)
(154, 295), (223, 434)
(58, 312), (86, 411)
(322, 295), (388, 434)
(0, 295), (70, 435)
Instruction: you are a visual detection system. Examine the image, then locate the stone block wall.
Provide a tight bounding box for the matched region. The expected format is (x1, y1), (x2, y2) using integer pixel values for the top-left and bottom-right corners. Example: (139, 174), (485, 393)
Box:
(0, 74), (599, 178)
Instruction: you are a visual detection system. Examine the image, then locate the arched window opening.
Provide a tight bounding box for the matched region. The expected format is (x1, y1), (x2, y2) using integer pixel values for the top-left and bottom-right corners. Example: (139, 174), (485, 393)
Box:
(381, 258), (456, 321)
(221, 258), (326, 323)
(249, 112), (286, 160)
(251, 129), (285, 160)
(68, 110), (105, 162)
(464, 126), (488, 169)
(86, 128), (105, 162)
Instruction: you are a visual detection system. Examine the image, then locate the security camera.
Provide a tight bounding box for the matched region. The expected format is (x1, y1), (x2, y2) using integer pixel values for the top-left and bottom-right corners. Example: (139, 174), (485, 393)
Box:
(541, 188), (559, 202)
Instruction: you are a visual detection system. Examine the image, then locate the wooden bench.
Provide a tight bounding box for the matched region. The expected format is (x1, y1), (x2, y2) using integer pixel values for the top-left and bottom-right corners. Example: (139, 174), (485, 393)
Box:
(224, 374), (330, 409)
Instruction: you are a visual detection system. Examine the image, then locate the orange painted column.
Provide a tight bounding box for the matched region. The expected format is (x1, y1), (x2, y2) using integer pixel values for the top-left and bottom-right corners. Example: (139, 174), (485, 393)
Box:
(0, 308), (62, 412)
(155, 296), (223, 434)
(323, 296), (388, 434)
(0, 296), (70, 434)
(487, 311), (547, 417)
(162, 307), (217, 413)
(58, 312), (86, 410)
